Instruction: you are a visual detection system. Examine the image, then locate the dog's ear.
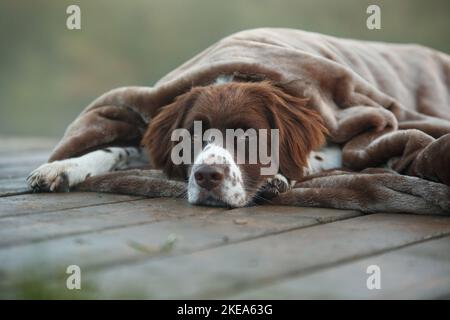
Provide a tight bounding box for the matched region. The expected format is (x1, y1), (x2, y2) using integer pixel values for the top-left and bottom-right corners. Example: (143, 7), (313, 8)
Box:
(142, 89), (200, 179)
(263, 84), (328, 180)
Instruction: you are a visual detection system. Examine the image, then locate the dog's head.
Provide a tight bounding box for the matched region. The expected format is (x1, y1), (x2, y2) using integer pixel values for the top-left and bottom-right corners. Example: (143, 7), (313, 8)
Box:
(142, 81), (326, 207)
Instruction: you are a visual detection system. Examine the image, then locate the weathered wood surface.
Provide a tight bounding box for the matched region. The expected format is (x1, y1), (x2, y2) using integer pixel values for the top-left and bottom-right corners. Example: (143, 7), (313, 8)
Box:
(0, 136), (449, 299)
(231, 236), (450, 299)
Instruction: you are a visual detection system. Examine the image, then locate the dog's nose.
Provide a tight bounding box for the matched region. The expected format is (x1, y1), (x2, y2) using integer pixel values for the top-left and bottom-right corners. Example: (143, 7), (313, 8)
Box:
(194, 165), (224, 190)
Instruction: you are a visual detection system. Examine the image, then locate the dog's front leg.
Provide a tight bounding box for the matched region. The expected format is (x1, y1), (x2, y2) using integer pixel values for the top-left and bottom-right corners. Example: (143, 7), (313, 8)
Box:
(27, 147), (143, 192)
(74, 169), (187, 198)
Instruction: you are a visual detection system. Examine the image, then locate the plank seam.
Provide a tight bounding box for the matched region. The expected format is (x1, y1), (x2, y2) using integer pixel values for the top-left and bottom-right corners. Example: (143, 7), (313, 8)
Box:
(55, 213), (366, 272)
(0, 197), (147, 219)
(212, 232), (450, 299)
(0, 208), (363, 254)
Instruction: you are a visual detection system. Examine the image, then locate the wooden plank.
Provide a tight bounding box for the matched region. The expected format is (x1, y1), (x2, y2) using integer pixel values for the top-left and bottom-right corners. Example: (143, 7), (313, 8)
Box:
(0, 151), (49, 167)
(0, 178), (30, 197)
(0, 192), (142, 218)
(230, 236), (450, 299)
(0, 198), (225, 247)
(0, 166), (39, 180)
(0, 155), (48, 180)
(76, 213), (450, 299)
(0, 136), (56, 154)
(0, 206), (358, 277)
(0, 143), (51, 195)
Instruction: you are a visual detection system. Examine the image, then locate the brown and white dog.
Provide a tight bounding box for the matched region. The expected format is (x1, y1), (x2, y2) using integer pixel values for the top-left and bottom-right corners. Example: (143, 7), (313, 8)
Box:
(28, 76), (342, 207)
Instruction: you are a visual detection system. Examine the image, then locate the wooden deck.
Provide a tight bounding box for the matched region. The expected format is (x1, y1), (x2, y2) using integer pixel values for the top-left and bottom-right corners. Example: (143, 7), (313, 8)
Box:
(1, 136), (449, 299)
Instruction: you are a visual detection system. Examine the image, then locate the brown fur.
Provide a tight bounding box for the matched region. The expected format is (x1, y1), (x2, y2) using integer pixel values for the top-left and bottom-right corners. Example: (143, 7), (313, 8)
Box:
(142, 81), (327, 181)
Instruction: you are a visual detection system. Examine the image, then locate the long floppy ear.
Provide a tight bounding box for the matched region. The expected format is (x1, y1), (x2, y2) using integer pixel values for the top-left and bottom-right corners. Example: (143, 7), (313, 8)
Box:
(264, 84), (328, 180)
(142, 89), (200, 179)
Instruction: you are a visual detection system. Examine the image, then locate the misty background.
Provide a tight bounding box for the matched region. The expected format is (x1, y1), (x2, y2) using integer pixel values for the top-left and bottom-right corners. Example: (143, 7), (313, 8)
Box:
(0, 0), (449, 138)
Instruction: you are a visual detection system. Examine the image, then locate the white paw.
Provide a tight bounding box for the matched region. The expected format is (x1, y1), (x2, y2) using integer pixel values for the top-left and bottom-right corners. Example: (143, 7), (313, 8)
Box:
(27, 161), (77, 192)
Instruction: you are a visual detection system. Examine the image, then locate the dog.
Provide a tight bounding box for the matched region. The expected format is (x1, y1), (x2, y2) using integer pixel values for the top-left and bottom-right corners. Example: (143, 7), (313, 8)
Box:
(28, 77), (343, 207)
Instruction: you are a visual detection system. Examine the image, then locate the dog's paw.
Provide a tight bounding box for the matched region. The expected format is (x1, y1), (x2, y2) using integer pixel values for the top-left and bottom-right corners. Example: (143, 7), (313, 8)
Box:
(257, 174), (292, 200)
(27, 162), (74, 192)
(267, 174), (291, 193)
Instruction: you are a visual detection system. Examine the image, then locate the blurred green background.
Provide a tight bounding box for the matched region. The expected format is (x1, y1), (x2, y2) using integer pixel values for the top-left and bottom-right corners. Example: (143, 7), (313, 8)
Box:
(0, 0), (449, 138)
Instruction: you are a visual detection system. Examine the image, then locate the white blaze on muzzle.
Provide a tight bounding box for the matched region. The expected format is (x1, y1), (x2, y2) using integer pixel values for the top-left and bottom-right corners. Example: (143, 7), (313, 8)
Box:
(187, 144), (247, 207)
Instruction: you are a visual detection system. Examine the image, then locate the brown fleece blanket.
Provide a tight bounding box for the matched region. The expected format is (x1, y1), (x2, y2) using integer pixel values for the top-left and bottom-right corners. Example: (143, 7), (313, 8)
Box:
(50, 28), (450, 214)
